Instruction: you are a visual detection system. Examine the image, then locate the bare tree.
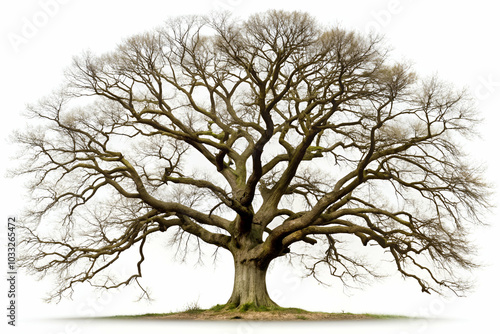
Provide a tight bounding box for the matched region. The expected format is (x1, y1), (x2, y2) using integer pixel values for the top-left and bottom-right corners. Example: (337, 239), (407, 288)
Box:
(14, 10), (490, 308)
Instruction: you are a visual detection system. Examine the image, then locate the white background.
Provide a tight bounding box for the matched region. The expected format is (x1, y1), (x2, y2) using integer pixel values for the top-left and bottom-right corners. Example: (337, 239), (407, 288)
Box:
(1, 0), (499, 333)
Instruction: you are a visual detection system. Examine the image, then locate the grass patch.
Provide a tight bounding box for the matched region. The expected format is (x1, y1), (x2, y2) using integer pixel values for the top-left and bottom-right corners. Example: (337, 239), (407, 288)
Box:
(102, 305), (410, 321)
(107, 312), (172, 319)
(362, 313), (409, 319)
(209, 304), (228, 312)
(183, 301), (204, 314)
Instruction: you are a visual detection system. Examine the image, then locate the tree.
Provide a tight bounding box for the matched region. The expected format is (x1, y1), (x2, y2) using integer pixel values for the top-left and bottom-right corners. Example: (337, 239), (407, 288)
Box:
(14, 10), (490, 308)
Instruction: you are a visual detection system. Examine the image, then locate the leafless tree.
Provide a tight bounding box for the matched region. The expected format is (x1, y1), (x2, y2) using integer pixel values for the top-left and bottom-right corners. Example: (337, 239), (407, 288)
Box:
(13, 10), (490, 307)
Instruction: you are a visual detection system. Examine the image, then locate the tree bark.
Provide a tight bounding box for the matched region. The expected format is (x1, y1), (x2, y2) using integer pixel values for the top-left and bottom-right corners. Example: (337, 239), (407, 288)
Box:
(227, 258), (277, 307)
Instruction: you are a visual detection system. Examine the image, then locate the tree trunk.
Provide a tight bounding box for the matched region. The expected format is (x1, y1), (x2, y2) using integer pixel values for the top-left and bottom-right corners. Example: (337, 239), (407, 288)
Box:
(227, 258), (277, 307)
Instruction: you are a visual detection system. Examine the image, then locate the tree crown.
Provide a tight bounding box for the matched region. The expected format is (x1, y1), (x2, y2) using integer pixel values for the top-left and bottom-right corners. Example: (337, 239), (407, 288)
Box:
(14, 10), (490, 302)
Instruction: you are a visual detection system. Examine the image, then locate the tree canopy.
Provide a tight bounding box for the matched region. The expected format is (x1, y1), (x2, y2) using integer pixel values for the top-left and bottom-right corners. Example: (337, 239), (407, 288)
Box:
(15, 10), (490, 306)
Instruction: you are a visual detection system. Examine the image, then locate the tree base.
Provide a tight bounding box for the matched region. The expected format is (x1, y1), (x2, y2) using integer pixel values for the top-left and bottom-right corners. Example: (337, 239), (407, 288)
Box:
(227, 259), (278, 308)
(211, 302), (281, 313)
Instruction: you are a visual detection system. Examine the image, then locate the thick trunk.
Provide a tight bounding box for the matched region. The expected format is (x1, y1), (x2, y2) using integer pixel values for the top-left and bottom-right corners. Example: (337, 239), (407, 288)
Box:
(227, 259), (277, 307)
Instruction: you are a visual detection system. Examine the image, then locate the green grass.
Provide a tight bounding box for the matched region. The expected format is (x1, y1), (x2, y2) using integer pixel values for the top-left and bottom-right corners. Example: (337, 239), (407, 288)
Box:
(361, 313), (410, 319)
(108, 301), (205, 319)
(183, 301), (204, 314)
(107, 312), (173, 319)
(209, 304), (228, 312)
(104, 304), (410, 320)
